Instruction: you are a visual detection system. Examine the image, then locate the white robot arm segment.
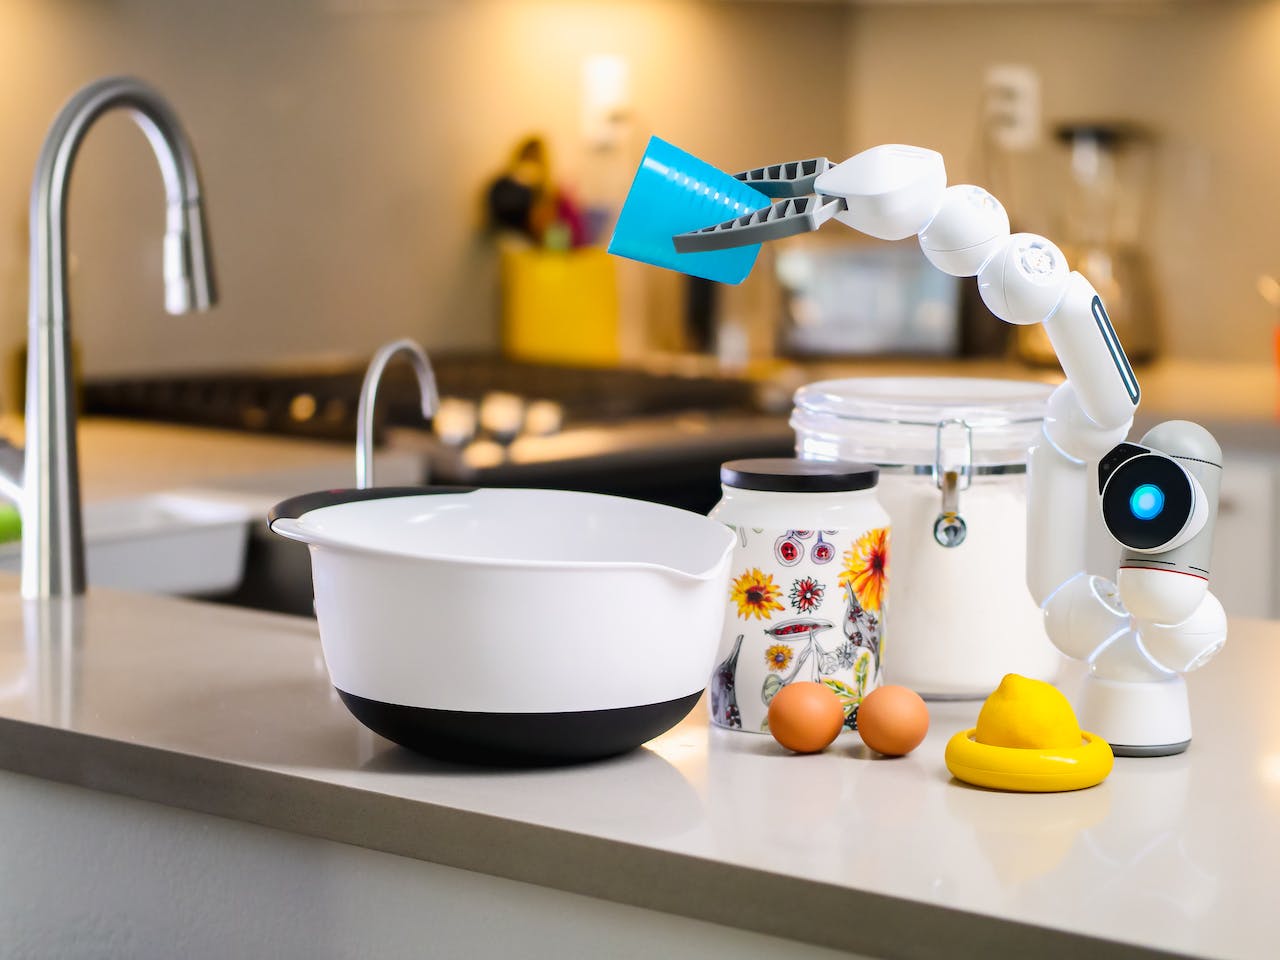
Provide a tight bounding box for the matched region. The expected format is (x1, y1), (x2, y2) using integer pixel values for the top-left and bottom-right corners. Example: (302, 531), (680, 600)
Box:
(1139, 592), (1227, 673)
(1026, 381), (1132, 606)
(918, 185), (1010, 277)
(975, 233), (1070, 324)
(813, 144), (946, 240)
(1042, 573), (1132, 662)
(1045, 273), (1141, 431)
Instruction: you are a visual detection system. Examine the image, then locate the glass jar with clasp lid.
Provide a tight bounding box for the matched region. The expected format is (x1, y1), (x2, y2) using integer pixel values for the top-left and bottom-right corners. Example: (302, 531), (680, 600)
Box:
(791, 377), (1059, 699)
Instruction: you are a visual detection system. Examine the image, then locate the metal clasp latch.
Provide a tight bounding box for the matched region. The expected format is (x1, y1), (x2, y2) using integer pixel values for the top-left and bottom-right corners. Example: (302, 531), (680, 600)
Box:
(932, 419), (972, 548)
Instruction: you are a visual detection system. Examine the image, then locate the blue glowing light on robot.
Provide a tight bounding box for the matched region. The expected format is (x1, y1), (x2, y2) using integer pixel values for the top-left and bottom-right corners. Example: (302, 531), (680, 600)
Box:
(1129, 483), (1165, 521)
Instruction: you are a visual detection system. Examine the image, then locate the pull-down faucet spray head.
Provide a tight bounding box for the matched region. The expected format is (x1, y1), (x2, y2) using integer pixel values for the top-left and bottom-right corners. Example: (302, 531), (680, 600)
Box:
(163, 194), (216, 314)
(127, 100), (217, 316)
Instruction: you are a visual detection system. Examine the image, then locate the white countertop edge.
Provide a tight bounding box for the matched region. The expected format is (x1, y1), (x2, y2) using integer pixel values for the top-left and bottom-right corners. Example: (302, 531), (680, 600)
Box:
(0, 714), (1190, 960)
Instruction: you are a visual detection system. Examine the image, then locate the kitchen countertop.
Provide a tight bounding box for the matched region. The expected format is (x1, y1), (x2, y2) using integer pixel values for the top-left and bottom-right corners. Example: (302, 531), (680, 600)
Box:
(763, 358), (1280, 423)
(381, 358), (1280, 493)
(0, 582), (1275, 959)
(0, 415), (422, 505)
(765, 358), (1280, 448)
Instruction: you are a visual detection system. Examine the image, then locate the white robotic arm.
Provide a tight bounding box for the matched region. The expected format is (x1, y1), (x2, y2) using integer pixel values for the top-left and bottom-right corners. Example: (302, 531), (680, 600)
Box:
(675, 143), (1225, 756)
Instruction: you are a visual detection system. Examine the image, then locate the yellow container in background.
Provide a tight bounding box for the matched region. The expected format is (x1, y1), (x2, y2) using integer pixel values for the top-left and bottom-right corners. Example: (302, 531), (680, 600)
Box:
(501, 247), (620, 367)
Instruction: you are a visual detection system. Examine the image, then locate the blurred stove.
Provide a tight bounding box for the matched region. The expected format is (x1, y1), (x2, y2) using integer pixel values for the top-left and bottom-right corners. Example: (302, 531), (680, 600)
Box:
(84, 353), (760, 441)
(83, 354), (794, 514)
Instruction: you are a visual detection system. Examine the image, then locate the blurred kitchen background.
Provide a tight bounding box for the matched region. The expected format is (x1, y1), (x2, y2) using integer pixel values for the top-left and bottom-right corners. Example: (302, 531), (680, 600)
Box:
(3, 0), (1280, 616)
(4, 0), (1278, 371)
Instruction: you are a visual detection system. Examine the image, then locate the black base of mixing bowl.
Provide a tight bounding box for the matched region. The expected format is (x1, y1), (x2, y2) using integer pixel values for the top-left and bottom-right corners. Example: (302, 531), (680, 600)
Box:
(337, 689), (703, 766)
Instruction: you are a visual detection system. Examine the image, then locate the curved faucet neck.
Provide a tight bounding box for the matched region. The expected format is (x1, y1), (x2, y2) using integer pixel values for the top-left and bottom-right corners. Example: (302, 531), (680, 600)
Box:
(19, 76), (217, 599)
(30, 76), (214, 332)
(356, 339), (439, 490)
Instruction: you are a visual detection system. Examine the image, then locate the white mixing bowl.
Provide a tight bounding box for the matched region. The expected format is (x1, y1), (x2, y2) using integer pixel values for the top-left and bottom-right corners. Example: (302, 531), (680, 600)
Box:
(269, 486), (735, 764)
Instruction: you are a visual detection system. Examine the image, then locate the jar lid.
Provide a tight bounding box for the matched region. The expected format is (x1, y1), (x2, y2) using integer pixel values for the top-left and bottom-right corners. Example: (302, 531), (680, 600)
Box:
(791, 377), (1053, 468)
(721, 458), (879, 492)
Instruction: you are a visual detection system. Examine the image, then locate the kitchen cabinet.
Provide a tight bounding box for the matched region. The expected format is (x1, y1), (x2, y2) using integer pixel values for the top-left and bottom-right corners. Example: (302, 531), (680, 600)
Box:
(0, 771), (850, 960)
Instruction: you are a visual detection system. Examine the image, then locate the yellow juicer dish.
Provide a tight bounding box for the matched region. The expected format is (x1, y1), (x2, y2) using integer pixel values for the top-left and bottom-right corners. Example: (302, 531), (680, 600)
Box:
(945, 674), (1114, 792)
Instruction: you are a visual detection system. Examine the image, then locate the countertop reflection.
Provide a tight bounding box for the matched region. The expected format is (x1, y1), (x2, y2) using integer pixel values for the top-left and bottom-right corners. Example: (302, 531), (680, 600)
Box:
(0, 582), (1276, 959)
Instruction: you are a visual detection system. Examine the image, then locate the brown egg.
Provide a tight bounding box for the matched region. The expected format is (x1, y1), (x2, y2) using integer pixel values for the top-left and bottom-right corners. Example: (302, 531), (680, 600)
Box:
(768, 681), (845, 754)
(857, 685), (929, 757)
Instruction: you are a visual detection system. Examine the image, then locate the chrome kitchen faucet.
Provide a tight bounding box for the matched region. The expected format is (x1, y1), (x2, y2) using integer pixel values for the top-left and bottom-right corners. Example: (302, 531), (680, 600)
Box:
(0, 76), (217, 598)
(356, 339), (438, 490)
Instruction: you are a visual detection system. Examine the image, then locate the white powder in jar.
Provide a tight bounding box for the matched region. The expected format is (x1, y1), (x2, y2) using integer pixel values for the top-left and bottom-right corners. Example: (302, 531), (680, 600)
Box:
(875, 472), (1062, 698)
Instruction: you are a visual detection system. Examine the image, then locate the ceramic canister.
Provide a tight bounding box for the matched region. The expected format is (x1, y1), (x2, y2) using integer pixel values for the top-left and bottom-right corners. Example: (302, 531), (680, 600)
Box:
(707, 459), (889, 734)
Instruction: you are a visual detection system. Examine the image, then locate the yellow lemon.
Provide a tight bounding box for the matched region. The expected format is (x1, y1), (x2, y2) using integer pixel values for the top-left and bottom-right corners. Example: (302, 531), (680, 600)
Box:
(974, 674), (1082, 750)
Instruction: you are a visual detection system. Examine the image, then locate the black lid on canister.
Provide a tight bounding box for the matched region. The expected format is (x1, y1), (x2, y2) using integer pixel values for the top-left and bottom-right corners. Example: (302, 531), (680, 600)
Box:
(720, 458), (879, 493)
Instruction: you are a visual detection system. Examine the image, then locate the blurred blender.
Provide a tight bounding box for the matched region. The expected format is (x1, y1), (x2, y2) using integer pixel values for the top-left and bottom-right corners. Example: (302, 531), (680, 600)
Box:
(1256, 274), (1280, 418)
(1017, 122), (1160, 365)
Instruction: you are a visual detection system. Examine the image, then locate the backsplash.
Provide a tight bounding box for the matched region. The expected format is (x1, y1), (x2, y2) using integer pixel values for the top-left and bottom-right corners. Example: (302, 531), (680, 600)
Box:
(0, 0), (1276, 406)
(0, 0), (849, 398)
(843, 0), (1280, 365)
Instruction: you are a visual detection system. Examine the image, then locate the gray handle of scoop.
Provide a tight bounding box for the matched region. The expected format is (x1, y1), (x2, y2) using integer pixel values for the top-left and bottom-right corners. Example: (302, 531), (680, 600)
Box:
(672, 194), (847, 254)
(733, 157), (834, 198)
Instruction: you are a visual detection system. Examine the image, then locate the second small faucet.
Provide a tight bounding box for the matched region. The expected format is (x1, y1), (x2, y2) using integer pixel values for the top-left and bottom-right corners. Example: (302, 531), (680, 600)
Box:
(356, 339), (439, 490)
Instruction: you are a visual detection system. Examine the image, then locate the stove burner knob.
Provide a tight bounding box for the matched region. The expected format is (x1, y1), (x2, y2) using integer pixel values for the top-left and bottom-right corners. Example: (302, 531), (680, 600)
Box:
(322, 398), (347, 424)
(289, 393), (317, 422)
(479, 391), (525, 445)
(523, 400), (563, 437)
(242, 404), (269, 430)
(433, 396), (478, 447)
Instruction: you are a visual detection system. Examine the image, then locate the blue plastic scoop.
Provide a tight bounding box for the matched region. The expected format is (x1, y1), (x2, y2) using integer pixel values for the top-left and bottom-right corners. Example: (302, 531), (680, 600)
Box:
(607, 136), (767, 285)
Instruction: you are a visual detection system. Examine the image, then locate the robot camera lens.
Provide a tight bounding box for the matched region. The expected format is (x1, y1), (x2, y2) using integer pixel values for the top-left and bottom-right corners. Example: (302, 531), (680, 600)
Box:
(1129, 483), (1165, 521)
(1101, 454), (1194, 552)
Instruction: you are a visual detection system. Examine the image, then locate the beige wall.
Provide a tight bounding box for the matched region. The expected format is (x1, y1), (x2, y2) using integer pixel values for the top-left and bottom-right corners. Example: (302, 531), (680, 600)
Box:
(4, 0), (1271, 392)
(0, 0), (851, 397)
(845, 0), (1280, 363)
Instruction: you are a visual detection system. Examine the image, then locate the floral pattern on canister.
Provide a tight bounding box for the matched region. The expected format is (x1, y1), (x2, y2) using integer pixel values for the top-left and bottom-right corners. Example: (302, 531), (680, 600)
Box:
(764, 643), (794, 672)
(710, 522), (891, 734)
(709, 634), (744, 729)
(730, 567), (785, 621)
(839, 526), (889, 614)
(822, 650), (874, 731)
(789, 576), (825, 613)
(842, 583), (882, 688)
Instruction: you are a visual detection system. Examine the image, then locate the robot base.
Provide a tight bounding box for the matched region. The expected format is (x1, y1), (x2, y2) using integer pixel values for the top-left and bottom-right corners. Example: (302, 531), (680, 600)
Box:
(1076, 675), (1192, 757)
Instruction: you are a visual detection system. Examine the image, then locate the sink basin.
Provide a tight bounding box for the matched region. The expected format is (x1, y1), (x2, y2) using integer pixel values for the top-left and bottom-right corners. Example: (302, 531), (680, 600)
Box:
(0, 492), (252, 596)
